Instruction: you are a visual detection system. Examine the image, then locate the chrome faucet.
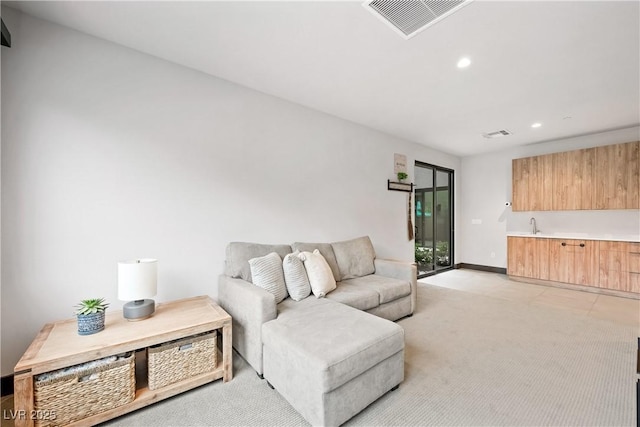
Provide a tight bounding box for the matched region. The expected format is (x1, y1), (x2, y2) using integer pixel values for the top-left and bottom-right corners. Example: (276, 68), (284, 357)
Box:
(530, 217), (538, 234)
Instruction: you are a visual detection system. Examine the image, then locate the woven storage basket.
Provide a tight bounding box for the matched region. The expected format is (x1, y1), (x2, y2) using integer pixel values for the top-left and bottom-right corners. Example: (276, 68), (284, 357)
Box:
(148, 331), (217, 390)
(33, 352), (135, 427)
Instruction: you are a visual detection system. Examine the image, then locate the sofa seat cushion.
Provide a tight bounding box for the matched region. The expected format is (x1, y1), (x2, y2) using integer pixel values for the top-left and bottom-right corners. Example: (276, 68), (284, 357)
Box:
(325, 282), (379, 311)
(341, 274), (411, 304)
(263, 298), (404, 393)
(276, 290), (328, 318)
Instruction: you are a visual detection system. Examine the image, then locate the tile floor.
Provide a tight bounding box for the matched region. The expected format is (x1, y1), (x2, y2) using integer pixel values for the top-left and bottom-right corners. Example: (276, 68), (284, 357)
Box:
(420, 269), (640, 327)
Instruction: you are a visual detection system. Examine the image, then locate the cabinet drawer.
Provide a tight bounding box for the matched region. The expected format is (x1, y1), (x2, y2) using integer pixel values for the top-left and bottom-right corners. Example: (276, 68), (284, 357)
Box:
(629, 252), (640, 273)
(599, 241), (629, 252)
(599, 270), (628, 290)
(599, 250), (627, 272)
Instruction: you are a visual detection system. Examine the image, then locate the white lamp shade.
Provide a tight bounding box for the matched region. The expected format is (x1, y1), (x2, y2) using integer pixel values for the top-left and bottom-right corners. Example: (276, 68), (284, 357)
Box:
(118, 259), (157, 301)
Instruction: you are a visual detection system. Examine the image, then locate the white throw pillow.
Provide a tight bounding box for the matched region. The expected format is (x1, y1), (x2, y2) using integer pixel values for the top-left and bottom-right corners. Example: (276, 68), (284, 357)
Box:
(298, 249), (337, 298)
(248, 252), (288, 303)
(283, 251), (311, 301)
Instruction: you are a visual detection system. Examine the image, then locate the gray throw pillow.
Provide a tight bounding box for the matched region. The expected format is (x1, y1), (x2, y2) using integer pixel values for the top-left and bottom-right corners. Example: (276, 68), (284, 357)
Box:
(248, 252), (288, 303)
(282, 251), (311, 301)
(331, 236), (376, 280)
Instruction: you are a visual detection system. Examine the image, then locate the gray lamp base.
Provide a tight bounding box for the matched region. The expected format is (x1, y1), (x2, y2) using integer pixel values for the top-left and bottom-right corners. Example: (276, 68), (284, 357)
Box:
(123, 299), (155, 321)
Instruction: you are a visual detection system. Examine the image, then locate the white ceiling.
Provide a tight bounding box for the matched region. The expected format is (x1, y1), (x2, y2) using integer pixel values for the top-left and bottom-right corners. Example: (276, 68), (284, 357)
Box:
(5, 0), (640, 157)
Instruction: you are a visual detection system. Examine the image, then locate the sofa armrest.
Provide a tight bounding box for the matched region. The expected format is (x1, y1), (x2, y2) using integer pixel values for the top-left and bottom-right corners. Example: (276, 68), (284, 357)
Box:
(218, 275), (277, 375)
(374, 259), (418, 315)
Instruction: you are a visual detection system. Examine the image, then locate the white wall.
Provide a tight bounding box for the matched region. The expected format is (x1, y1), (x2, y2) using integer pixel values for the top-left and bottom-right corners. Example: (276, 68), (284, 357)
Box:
(459, 126), (640, 268)
(0, 9), (460, 375)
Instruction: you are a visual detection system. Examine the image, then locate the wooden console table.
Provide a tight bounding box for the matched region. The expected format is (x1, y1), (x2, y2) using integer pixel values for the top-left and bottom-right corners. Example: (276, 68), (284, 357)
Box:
(13, 296), (232, 427)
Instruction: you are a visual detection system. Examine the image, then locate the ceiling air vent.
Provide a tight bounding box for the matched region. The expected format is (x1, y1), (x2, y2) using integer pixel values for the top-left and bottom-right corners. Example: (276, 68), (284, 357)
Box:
(364, 0), (473, 40)
(482, 130), (513, 139)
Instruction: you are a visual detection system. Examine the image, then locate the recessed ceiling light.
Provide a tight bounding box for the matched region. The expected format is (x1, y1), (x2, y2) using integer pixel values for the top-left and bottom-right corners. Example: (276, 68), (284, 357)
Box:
(457, 57), (471, 68)
(531, 122), (542, 128)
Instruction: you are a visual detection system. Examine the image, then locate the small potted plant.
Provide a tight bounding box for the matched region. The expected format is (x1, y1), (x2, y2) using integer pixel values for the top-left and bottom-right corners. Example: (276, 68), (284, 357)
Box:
(397, 172), (408, 182)
(75, 298), (109, 335)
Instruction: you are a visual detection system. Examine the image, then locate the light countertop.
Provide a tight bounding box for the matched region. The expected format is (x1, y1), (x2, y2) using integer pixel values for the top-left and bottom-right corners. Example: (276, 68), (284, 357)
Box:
(506, 232), (640, 242)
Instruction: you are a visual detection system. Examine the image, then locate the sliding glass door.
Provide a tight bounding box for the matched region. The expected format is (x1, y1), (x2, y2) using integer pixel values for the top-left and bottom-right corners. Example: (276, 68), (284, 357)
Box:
(414, 162), (454, 278)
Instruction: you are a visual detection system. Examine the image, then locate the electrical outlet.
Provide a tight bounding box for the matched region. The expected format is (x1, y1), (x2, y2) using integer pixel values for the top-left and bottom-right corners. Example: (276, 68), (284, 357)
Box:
(471, 219), (482, 225)
(490, 252), (496, 258)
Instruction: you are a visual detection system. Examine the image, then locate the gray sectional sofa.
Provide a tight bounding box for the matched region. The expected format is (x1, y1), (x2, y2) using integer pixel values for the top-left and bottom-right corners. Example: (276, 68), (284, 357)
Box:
(218, 236), (417, 426)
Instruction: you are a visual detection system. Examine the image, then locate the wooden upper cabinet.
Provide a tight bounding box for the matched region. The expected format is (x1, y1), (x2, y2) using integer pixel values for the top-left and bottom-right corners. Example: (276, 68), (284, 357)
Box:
(511, 158), (528, 212)
(594, 141), (640, 210)
(552, 148), (595, 210)
(530, 154), (554, 211)
(512, 141), (639, 211)
(512, 154), (553, 211)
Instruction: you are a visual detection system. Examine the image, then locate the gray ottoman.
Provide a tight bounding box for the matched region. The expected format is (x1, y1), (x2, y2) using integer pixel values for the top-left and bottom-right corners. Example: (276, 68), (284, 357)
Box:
(262, 297), (405, 426)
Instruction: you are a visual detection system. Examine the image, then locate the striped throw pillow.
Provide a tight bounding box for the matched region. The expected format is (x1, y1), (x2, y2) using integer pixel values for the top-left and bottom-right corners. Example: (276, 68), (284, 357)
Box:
(248, 252), (288, 303)
(283, 251), (311, 301)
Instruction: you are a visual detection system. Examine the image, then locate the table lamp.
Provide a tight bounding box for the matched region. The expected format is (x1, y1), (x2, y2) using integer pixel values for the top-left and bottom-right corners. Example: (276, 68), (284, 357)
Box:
(118, 258), (157, 321)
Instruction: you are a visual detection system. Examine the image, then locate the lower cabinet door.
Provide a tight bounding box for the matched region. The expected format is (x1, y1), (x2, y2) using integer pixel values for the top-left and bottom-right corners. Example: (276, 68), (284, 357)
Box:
(598, 242), (628, 291)
(572, 240), (597, 286)
(550, 239), (597, 286)
(549, 240), (572, 284)
(627, 247), (640, 293)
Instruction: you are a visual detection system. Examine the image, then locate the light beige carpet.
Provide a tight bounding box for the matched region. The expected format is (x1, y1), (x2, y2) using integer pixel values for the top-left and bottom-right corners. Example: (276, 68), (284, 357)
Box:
(105, 283), (637, 426)
(5, 282), (638, 426)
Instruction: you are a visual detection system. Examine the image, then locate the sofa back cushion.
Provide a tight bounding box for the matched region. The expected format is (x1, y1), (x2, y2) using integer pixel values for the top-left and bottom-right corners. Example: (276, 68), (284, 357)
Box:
(331, 236), (376, 280)
(291, 242), (341, 281)
(225, 242), (292, 282)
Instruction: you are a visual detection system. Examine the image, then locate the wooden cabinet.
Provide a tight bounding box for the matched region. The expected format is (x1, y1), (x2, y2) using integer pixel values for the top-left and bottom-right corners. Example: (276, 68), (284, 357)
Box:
(552, 148), (595, 210)
(512, 141), (639, 211)
(507, 236), (549, 279)
(572, 239), (598, 286)
(599, 241), (640, 293)
(548, 239), (598, 286)
(511, 159), (528, 212)
(512, 154), (553, 211)
(629, 243), (640, 293)
(598, 241), (628, 290)
(507, 236), (528, 277)
(594, 141), (640, 209)
(508, 236), (639, 295)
